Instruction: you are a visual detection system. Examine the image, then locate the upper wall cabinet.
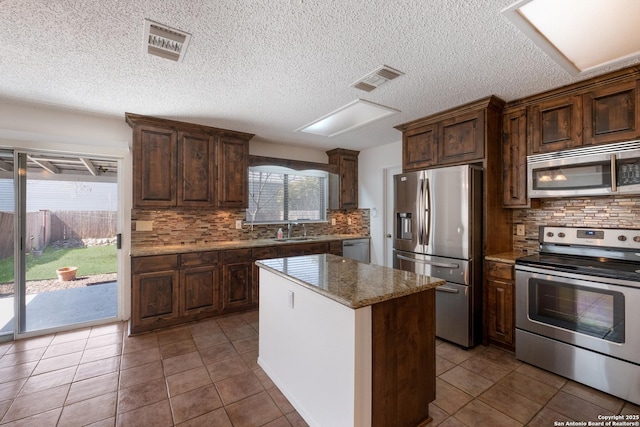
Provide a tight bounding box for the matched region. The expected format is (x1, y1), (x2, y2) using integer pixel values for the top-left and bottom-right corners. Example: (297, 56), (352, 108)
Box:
(126, 113), (254, 209)
(395, 96), (505, 172)
(529, 95), (583, 154)
(327, 148), (359, 209)
(582, 79), (640, 146)
(502, 108), (529, 208)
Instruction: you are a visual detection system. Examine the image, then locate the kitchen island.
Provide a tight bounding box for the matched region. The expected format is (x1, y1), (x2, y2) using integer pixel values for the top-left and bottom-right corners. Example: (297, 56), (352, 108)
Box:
(256, 254), (445, 427)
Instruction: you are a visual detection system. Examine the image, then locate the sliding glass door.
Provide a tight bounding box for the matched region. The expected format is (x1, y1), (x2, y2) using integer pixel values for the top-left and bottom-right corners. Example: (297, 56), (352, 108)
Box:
(1, 150), (121, 338)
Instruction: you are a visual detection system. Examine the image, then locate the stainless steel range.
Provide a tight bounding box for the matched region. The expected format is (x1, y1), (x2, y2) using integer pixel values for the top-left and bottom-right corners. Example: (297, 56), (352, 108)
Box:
(515, 226), (640, 405)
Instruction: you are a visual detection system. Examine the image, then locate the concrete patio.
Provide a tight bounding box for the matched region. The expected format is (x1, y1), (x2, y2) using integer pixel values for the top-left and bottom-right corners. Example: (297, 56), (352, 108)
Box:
(0, 281), (117, 334)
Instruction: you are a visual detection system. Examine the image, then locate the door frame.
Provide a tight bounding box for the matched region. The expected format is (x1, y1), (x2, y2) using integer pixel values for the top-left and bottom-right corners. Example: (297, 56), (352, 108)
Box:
(383, 165), (402, 268)
(7, 148), (129, 340)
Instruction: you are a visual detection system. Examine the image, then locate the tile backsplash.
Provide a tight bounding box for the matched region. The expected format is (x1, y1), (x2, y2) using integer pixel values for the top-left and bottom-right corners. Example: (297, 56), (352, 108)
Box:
(131, 208), (370, 248)
(512, 196), (640, 253)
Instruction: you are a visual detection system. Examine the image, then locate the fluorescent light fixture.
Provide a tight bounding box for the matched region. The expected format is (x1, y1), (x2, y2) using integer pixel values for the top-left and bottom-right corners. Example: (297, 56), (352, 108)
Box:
(296, 99), (400, 137)
(502, 0), (640, 76)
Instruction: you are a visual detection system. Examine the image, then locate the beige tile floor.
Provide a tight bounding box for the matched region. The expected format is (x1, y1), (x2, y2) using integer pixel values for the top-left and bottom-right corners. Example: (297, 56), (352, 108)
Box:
(0, 310), (638, 426)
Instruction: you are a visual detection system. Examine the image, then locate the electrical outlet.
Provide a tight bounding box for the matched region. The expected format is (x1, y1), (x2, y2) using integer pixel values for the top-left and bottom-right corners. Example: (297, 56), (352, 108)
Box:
(516, 224), (525, 236)
(331, 218), (336, 226)
(235, 220), (243, 229)
(347, 217), (352, 225)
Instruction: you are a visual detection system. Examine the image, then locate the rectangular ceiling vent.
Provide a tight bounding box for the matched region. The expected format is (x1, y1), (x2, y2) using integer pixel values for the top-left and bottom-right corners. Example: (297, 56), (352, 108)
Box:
(351, 65), (405, 92)
(143, 19), (192, 63)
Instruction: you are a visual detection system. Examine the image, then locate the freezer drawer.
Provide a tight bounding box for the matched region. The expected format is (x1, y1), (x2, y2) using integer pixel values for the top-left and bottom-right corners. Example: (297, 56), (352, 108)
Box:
(435, 282), (471, 347)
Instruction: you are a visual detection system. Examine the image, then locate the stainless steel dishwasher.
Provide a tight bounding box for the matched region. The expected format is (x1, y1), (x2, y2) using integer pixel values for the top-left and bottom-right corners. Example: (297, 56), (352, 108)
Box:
(342, 238), (370, 263)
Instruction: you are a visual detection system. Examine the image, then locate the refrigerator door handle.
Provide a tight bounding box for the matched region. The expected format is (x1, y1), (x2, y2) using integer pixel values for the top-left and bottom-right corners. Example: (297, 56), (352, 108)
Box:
(417, 177), (425, 245)
(436, 286), (460, 294)
(395, 254), (460, 269)
(425, 177), (431, 246)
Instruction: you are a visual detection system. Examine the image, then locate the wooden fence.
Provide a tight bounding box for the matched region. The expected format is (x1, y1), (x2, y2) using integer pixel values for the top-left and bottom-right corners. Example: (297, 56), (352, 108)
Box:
(0, 210), (116, 259)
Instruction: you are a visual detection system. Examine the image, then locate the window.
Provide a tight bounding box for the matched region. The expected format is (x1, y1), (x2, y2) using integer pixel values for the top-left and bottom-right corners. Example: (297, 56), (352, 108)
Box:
(246, 166), (328, 224)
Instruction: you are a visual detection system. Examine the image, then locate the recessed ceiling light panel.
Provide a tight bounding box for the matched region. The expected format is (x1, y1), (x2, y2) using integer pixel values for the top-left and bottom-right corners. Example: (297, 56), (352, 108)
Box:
(502, 0), (640, 76)
(296, 99), (400, 137)
(143, 19), (192, 63)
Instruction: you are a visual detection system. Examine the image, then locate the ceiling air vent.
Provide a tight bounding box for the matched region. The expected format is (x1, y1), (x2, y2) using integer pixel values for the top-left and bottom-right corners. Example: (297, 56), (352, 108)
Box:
(143, 19), (191, 63)
(351, 65), (404, 92)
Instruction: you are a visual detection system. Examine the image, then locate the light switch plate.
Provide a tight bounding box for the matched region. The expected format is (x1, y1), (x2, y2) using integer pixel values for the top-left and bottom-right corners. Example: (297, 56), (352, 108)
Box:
(347, 217), (352, 225)
(516, 224), (525, 236)
(235, 220), (243, 229)
(331, 218), (336, 226)
(136, 220), (153, 232)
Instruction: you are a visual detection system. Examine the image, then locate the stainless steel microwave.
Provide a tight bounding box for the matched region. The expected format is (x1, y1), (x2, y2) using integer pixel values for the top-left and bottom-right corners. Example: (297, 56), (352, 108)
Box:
(527, 140), (640, 198)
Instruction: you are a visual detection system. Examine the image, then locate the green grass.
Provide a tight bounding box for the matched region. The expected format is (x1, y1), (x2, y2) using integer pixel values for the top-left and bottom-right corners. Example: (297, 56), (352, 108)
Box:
(0, 245), (117, 283)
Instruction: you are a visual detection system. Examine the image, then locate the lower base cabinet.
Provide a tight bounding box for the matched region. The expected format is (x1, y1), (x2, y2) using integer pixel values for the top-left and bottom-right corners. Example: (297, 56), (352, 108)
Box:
(483, 260), (515, 350)
(130, 240), (335, 334)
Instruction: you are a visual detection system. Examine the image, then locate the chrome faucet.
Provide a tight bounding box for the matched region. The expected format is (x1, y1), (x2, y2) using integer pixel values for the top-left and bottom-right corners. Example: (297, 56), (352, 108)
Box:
(287, 222), (298, 238)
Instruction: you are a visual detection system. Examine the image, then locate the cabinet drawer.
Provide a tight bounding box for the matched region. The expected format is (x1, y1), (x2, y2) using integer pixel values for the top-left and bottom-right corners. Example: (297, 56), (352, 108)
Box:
(485, 261), (514, 281)
(222, 248), (252, 263)
(132, 255), (179, 273)
(180, 251), (219, 267)
(252, 246), (279, 260)
(279, 242), (329, 257)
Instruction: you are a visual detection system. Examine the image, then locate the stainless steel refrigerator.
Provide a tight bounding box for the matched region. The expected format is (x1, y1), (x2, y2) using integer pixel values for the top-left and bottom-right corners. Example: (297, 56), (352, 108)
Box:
(393, 164), (482, 347)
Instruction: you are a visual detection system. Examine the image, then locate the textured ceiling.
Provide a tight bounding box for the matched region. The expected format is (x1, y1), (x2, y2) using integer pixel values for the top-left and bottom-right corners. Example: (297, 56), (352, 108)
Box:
(1, 0), (639, 152)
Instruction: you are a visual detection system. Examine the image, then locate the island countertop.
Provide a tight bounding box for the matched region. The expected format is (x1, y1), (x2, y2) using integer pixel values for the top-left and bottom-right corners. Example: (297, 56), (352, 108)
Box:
(256, 253), (445, 309)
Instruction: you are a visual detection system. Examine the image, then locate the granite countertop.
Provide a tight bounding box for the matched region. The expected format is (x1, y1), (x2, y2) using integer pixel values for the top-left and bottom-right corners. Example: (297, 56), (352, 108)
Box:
(130, 234), (369, 257)
(256, 253), (445, 309)
(484, 250), (529, 264)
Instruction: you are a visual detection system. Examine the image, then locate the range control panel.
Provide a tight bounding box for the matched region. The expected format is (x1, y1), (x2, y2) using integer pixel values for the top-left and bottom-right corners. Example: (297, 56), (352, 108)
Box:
(541, 226), (640, 249)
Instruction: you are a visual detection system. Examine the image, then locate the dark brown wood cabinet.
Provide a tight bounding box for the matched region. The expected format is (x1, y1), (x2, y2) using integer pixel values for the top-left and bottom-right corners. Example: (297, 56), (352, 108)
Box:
(126, 113), (254, 209)
(529, 95), (583, 154)
(179, 251), (221, 317)
(221, 249), (253, 312)
(327, 148), (359, 209)
(402, 123), (438, 171)
(218, 136), (249, 208)
(396, 96), (505, 171)
(131, 255), (180, 332)
(278, 241), (330, 257)
(438, 109), (485, 165)
(177, 131), (217, 207)
(583, 79), (640, 146)
(133, 125), (177, 208)
(502, 108), (529, 208)
(484, 260), (515, 350)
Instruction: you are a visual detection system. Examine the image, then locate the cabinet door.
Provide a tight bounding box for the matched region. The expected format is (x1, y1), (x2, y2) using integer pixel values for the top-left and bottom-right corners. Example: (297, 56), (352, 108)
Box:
(402, 124), (438, 171)
(438, 110), (485, 165)
(177, 131), (216, 207)
(180, 265), (221, 316)
(486, 278), (514, 347)
(529, 96), (583, 154)
(583, 79), (640, 146)
(133, 125), (177, 207)
(218, 137), (249, 208)
(502, 108), (529, 207)
(221, 249), (253, 311)
(132, 270), (180, 331)
(252, 246), (279, 307)
(340, 154), (358, 209)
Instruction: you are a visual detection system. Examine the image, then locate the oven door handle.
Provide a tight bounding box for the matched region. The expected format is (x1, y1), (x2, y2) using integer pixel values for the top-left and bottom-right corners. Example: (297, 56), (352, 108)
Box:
(396, 254), (459, 269)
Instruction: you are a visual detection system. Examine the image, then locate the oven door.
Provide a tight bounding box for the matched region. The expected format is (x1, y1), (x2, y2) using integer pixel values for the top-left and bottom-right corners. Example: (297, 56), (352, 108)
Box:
(516, 266), (640, 365)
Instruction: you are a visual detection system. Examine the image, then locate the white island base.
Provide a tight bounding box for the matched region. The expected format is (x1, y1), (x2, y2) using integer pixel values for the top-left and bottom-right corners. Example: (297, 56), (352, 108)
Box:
(257, 259), (437, 427)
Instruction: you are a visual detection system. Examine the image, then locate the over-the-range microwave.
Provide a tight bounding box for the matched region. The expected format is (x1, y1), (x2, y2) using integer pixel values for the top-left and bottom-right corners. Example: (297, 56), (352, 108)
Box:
(527, 140), (640, 198)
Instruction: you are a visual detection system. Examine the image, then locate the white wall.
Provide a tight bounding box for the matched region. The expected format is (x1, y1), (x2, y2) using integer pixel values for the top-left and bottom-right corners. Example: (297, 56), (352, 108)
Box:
(358, 141), (402, 266)
(250, 138), (327, 163)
